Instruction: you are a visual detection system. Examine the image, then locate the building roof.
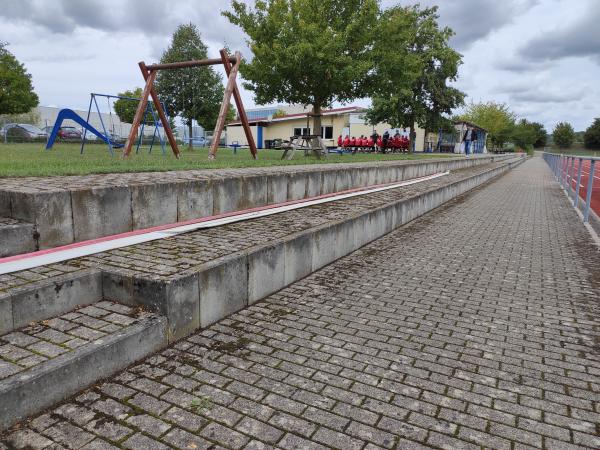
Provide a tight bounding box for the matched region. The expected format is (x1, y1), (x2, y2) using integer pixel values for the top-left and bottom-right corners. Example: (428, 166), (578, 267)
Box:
(227, 106), (365, 126)
(454, 120), (487, 133)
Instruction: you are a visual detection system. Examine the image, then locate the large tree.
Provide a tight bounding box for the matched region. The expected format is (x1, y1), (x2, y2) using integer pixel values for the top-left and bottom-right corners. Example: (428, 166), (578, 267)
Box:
(511, 119), (538, 150)
(0, 42), (39, 115)
(224, 0), (379, 138)
(584, 118), (600, 149)
(457, 102), (515, 151)
(365, 6), (464, 152)
(531, 121), (547, 148)
(552, 122), (575, 149)
(156, 24), (224, 150)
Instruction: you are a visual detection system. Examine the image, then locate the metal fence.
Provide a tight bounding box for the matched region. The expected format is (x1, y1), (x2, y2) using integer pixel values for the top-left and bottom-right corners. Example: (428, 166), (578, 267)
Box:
(543, 151), (597, 222)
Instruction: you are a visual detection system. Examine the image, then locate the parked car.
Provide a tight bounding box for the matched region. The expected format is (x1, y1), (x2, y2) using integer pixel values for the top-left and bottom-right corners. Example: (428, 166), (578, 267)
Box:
(57, 126), (82, 141)
(183, 136), (207, 147)
(3, 124), (47, 142)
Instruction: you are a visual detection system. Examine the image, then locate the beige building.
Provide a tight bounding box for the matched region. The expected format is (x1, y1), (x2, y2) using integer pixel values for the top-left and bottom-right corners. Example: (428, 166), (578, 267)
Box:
(226, 106), (427, 152)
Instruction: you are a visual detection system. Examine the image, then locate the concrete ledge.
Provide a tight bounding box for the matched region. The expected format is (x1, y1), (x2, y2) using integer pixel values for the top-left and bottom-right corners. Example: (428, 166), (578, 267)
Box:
(0, 154), (518, 256)
(0, 269), (103, 334)
(0, 221), (35, 258)
(0, 314), (167, 431)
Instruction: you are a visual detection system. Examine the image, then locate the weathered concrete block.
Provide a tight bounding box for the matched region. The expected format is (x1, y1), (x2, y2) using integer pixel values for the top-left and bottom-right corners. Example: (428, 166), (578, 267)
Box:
(131, 276), (168, 313)
(131, 183), (178, 229)
(311, 225), (337, 272)
(248, 244), (285, 304)
(10, 270), (102, 330)
(71, 186), (132, 242)
(287, 173), (307, 200)
(199, 256), (248, 328)
(0, 293), (13, 335)
(334, 169), (352, 192)
(11, 191), (74, 249)
(305, 172), (321, 198)
(0, 190), (10, 217)
(321, 170), (337, 194)
(177, 179), (213, 221)
(165, 274), (200, 341)
(333, 219), (357, 260)
(242, 175), (268, 209)
(284, 233), (314, 286)
(213, 177), (244, 214)
(267, 174), (288, 204)
(102, 271), (134, 304)
(0, 222), (36, 257)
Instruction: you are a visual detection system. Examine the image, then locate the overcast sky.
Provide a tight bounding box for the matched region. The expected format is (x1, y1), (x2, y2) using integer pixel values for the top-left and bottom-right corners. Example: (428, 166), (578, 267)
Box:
(2, 0), (599, 131)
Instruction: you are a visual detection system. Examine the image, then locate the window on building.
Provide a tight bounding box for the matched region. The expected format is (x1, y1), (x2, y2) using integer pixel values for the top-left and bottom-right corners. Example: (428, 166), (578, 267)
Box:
(293, 127), (310, 136)
(322, 126), (333, 139)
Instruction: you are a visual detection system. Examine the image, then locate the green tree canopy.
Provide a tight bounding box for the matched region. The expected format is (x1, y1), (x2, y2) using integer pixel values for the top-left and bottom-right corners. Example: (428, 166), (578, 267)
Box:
(584, 118), (600, 149)
(457, 102), (515, 150)
(530, 122), (547, 148)
(156, 24), (224, 150)
(365, 5), (464, 152)
(224, 0), (379, 137)
(114, 88), (149, 124)
(552, 122), (575, 149)
(0, 43), (39, 115)
(511, 119), (538, 150)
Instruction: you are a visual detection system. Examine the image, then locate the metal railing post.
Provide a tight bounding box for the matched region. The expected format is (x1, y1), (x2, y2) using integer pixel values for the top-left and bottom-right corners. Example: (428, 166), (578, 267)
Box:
(568, 157), (575, 197)
(583, 160), (596, 222)
(575, 158), (583, 208)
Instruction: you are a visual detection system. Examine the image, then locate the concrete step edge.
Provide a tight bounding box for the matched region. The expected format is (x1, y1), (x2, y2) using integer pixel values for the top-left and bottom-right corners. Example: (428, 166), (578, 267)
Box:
(0, 314), (168, 431)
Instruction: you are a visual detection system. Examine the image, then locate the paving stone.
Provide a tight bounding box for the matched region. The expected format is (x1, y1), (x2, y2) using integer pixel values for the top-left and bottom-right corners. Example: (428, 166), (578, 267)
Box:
(0, 360), (21, 379)
(26, 341), (68, 358)
(163, 406), (207, 432)
(162, 428), (213, 450)
(122, 433), (170, 450)
(5, 429), (53, 449)
(126, 414), (171, 437)
(200, 422), (250, 449)
(236, 416), (284, 444)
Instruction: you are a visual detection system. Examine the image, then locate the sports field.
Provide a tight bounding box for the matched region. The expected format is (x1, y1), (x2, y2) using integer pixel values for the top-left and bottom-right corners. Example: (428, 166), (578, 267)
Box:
(0, 143), (454, 177)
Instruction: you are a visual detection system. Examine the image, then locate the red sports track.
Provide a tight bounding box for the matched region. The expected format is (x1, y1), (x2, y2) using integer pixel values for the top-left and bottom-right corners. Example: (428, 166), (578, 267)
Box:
(567, 159), (600, 218)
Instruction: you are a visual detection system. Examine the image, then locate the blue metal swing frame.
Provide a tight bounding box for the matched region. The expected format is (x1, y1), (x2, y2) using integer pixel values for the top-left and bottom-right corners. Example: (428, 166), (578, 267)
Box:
(46, 93), (169, 157)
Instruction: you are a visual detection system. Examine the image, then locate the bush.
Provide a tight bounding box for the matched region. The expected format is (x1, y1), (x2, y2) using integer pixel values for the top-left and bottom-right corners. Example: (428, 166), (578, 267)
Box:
(584, 118), (600, 149)
(552, 122), (575, 148)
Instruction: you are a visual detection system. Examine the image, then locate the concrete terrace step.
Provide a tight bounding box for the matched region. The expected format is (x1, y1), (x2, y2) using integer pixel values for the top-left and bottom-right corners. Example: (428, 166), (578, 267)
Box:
(0, 217), (35, 258)
(0, 301), (167, 430)
(0, 156), (525, 431)
(0, 154), (517, 255)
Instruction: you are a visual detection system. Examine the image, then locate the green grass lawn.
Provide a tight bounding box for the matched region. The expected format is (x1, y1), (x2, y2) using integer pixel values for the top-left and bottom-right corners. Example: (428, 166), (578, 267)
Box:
(0, 143), (454, 177)
(546, 148), (600, 158)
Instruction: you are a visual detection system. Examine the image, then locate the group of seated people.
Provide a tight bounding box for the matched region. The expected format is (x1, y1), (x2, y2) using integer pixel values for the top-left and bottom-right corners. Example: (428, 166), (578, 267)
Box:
(337, 130), (410, 153)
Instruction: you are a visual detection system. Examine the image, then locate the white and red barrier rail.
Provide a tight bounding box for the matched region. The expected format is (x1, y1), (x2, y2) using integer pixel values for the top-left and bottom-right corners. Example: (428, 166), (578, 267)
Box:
(0, 172), (449, 275)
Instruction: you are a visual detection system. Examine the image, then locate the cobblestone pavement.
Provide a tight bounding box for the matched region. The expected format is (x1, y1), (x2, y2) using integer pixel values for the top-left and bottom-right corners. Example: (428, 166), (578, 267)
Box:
(1, 159), (511, 293)
(0, 302), (155, 380)
(3, 156), (600, 449)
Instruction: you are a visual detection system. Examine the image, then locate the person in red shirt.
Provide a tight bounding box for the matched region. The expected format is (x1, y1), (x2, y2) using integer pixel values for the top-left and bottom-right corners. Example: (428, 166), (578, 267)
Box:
(343, 135), (350, 148)
(376, 136), (383, 152)
(337, 135), (343, 148)
(367, 137), (374, 151)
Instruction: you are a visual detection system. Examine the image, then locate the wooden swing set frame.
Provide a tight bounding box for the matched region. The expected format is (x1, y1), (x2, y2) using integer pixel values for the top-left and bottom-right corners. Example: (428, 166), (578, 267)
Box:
(123, 49), (257, 160)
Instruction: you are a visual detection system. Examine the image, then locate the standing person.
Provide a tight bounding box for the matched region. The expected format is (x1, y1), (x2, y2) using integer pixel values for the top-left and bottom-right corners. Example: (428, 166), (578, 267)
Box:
(370, 130), (379, 150)
(337, 135), (343, 149)
(463, 126), (473, 157)
(382, 130), (390, 154)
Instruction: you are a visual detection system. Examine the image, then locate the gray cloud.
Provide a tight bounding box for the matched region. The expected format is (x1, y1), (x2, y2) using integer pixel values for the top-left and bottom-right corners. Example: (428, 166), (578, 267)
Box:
(386, 0), (539, 50)
(519, 1), (600, 64)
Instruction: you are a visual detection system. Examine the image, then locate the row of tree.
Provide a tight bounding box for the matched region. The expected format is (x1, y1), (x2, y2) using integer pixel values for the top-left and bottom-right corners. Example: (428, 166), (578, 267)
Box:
(551, 119), (600, 149)
(455, 101), (547, 151)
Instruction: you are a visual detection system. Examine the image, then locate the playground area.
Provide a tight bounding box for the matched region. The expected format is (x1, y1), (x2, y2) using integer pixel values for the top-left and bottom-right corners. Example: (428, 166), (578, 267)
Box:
(0, 143), (453, 177)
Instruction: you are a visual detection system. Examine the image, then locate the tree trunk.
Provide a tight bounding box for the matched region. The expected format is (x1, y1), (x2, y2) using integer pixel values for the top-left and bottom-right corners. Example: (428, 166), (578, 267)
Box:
(312, 104), (322, 139)
(409, 122), (415, 154)
(187, 121), (193, 152)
